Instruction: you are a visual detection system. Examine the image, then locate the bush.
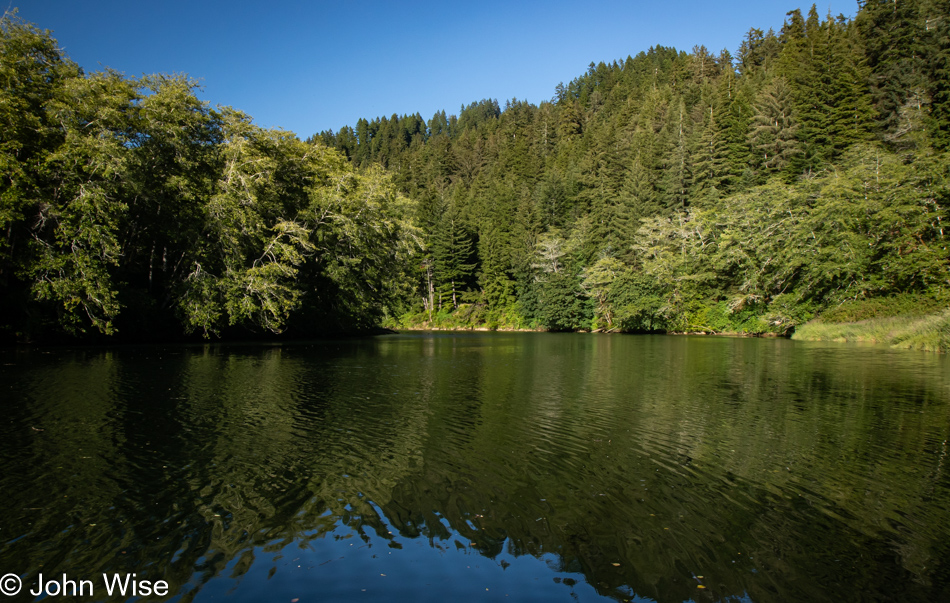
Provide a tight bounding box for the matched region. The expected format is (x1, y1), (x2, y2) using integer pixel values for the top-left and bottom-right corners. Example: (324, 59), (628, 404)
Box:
(819, 294), (948, 323)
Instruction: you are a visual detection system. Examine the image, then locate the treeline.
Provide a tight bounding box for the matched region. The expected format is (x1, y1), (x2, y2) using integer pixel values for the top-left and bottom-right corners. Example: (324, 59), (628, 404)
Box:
(3, 4), (948, 341)
(0, 14), (419, 342)
(318, 1), (950, 333)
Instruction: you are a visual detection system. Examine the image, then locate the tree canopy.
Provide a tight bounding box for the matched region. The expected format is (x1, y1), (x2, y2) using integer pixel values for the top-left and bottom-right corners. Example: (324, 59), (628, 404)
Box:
(317, 2), (949, 334)
(0, 13), (419, 341)
(3, 2), (948, 341)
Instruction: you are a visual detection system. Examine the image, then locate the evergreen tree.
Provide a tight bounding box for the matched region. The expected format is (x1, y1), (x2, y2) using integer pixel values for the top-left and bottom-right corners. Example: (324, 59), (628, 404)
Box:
(925, 0), (950, 148)
(619, 156), (660, 238)
(658, 97), (691, 210)
(690, 101), (728, 202)
(749, 77), (801, 174)
(717, 76), (756, 190)
(826, 17), (876, 153)
(431, 206), (475, 309)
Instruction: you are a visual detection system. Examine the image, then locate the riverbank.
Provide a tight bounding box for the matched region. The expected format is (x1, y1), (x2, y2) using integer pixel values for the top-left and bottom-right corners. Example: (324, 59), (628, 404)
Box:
(792, 310), (950, 352)
(390, 298), (950, 353)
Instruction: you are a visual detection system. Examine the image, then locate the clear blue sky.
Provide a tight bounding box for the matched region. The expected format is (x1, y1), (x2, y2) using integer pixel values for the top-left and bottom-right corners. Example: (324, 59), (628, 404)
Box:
(16, 1), (857, 139)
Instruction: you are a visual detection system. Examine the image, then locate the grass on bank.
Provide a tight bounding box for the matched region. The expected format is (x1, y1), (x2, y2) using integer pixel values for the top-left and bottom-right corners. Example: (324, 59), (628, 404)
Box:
(388, 293), (950, 352)
(793, 294), (950, 352)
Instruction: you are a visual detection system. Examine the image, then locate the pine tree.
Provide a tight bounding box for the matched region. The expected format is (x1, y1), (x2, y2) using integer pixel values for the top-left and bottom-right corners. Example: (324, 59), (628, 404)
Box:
(717, 76), (756, 191)
(478, 221), (515, 318)
(749, 77), (801, 173)
(431, 206), (475, 309)
(827, 18), (876, 153)
(658, 97), (691, 210)
(690, 102), (728, 202)
(923, 0), (950, 148)
(618, 156), (659, 258)
(857, 0), (929, 141)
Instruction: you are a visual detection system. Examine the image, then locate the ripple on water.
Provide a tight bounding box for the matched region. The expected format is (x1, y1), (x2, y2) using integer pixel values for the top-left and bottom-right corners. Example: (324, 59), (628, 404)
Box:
(1, 335), (949, 603)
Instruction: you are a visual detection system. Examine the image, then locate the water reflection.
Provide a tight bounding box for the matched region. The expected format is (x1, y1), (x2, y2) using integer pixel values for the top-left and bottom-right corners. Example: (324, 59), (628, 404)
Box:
(1, 334), (949, 602)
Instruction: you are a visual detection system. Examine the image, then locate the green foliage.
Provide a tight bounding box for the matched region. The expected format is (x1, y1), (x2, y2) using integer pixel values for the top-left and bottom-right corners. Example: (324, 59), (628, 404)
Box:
(526, 230), (591, 331)
(430, 205), (475, 309)
(0, 14), (419, 341)
(818, 293), (949, 323)
(857, 0), (950, 149)
(581, 256), (626, 330)
(320, 2), (946, 335)
(794, 309), (950, 352)
(683, 301), (770, 334)
(610, 270), (670, 332)
(26, 71), (138, 334)
(5, 5), (950, 342)
(749, 77), (800, 173)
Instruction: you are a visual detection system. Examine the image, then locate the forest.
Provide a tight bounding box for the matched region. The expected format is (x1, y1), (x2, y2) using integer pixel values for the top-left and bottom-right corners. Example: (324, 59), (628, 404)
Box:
(0, 12), (419, 342)
(1, 0), (949, 342)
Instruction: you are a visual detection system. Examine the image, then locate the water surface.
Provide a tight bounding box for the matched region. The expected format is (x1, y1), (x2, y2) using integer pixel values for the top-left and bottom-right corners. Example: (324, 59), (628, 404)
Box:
(1, 333), (949, 602)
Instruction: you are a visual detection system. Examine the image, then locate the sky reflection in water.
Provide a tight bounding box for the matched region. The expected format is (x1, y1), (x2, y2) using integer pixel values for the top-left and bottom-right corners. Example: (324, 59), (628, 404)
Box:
(1, 333), (949, 602)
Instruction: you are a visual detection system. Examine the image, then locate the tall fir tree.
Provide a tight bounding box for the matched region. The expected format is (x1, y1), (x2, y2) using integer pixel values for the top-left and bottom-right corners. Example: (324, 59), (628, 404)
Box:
(749, 77), (801, 174)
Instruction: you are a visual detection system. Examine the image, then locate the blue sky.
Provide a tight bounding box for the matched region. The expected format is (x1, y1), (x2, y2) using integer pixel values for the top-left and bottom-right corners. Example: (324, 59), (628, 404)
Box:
(17, 1), (857, 138)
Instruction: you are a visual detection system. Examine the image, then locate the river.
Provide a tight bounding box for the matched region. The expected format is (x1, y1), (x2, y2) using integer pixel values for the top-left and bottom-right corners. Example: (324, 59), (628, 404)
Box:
(1, 333), (948, 602)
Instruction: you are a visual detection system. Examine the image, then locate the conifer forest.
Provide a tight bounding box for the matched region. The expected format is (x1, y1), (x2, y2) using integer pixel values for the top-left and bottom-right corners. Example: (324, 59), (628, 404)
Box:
(2, 1), (948, 342)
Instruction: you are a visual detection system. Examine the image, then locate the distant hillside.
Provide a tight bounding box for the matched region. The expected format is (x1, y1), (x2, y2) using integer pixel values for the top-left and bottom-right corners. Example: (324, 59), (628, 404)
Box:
(317, 1), (950, 334)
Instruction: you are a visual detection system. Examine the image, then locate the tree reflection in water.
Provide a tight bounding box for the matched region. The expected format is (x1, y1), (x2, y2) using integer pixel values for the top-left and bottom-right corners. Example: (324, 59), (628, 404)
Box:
(1, 333), (948, 602)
